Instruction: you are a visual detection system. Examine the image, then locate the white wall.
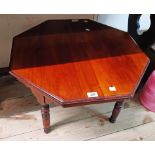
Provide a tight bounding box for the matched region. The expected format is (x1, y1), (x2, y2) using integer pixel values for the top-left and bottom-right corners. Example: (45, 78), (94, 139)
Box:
(97, 14), (151, 32)
(0, 14), (94, 68)
(97, 14), (129, 32)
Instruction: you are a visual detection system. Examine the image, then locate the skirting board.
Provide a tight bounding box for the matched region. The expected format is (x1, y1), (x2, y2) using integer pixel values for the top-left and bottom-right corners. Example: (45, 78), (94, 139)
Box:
(0, 67), (9, 76)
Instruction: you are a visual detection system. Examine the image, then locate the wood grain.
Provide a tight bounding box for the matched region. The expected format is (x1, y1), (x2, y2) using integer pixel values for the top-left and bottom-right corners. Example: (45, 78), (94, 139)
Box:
(10, 19), (149, 106)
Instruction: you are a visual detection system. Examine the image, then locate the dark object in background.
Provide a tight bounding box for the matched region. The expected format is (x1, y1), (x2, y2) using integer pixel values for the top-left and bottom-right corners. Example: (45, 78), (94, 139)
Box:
(128, 14), (155, 88)
(128, 14), (155, 50)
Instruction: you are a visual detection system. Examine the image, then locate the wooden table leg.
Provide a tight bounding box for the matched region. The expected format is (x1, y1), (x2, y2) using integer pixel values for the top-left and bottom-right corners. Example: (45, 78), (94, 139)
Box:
(41, 104), (50, 134)
(109, 101), (123, 123)
(30, 89), (51, 133)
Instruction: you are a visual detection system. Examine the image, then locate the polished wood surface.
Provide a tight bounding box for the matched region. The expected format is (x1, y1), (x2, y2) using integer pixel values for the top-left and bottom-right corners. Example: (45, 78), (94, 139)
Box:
(41, 104), (50, 134)
(128, 14), (155, 85)
(10, 19), (149, 106)
(109, 101), (123, 123)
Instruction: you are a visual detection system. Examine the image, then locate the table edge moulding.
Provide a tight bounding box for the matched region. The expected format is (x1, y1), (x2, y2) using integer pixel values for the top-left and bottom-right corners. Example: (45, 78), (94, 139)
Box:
(9, 19), (150, 133)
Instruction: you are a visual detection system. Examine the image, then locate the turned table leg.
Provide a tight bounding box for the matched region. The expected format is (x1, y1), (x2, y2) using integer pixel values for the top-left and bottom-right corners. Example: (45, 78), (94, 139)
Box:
(109, 101), (123, 123)
(41, 104), (50, 133)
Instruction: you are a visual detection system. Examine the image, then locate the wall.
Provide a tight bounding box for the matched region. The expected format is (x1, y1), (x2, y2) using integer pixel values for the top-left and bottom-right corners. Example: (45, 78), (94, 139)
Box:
(97, 14), (129, 31)
(97, 14), (151, 32)
(0, 14), (94, 68)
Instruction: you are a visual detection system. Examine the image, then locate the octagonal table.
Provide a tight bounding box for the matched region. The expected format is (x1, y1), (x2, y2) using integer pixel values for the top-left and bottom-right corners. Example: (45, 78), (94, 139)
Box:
(9, 19), (149, 133)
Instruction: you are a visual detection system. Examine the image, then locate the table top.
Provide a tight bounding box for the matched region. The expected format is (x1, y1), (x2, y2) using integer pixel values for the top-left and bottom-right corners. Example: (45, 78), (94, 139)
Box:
(10, 19), (149, 105)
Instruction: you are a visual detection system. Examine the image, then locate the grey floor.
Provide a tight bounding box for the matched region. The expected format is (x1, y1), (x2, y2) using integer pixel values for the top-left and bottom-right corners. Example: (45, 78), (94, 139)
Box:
(0, 75), (155, 140)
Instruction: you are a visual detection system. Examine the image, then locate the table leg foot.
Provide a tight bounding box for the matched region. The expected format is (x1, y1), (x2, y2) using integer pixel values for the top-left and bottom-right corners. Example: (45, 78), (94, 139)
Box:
(41, 104), (50, 134)
(109, 101), (123, 123)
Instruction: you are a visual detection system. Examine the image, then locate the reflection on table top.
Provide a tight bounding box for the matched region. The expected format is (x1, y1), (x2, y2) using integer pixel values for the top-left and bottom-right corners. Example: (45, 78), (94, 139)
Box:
(10, 19), (149, 104)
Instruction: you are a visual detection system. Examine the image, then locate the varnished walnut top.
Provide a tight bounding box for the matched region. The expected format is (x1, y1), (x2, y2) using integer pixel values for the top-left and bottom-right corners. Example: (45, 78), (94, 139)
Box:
(10, 19), (149, 105)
